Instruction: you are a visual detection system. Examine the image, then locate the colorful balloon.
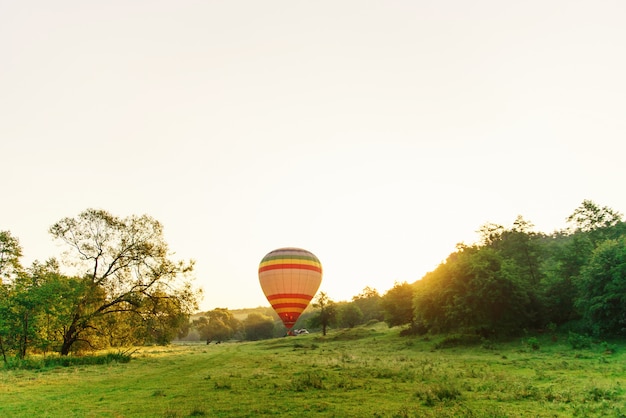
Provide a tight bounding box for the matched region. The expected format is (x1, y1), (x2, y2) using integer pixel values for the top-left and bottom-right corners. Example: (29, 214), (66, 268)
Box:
(258, 247), (323, 331)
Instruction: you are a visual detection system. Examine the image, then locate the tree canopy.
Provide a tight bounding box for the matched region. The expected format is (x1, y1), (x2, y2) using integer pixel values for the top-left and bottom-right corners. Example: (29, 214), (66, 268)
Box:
(407, 200), (626, 338)
(1, 209), (201, 360)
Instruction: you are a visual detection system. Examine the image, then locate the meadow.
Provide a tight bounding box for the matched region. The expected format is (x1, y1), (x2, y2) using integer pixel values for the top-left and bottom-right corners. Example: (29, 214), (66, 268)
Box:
(1, 323), (624, 417)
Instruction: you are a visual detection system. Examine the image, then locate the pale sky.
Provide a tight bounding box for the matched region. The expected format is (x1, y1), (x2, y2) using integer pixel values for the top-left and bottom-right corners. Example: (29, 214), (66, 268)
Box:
(2, 1), (625, 311)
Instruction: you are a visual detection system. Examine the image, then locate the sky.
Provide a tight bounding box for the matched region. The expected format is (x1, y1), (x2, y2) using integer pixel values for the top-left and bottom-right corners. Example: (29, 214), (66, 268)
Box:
(1, 1), (625, 311)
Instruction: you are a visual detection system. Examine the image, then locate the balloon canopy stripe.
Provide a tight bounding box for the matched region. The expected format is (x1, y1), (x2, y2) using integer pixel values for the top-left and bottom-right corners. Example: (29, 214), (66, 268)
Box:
(258, 263), (322, 273)
(259, 258), (321, 267)
(266, 293), (314, 301)
(261, 247), (319, 258)
(271, 303), (310, 312)
(262, 253), (320, 261)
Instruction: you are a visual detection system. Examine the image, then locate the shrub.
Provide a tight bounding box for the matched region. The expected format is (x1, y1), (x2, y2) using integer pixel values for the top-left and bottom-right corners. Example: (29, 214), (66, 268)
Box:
(415, 383), (461, 406)
(525, 337), (540, 350)
(433, 334), (482, 349)
(568, 332), (592, 349)
(2, 350), (134, 370)
(290, 371), (325, 391)
(600, 341), (617, 354)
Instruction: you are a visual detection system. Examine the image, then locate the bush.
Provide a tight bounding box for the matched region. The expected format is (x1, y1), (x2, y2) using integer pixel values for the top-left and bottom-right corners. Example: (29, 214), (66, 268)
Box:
(568, 332), (592, 350)
(600, 341), (617, 354)
(399, 321), (429, 336)
(2, 350), (134, 370)
(433, 334), (482, 349)
(290, 371), (325, 391)
(525, 337), (540, 350)
(415, 383), (461, 406)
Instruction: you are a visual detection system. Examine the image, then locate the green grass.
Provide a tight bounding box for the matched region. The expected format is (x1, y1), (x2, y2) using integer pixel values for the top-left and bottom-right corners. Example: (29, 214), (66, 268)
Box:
(1, 323), (624, 417)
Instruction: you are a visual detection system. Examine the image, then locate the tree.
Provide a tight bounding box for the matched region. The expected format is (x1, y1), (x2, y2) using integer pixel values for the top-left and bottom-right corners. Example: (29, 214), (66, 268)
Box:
(381, 282), (415, 328)
(0, 230), (23, 283)
(576, 237), (626, 336)
(49, 209), (200, 355)
(337, 303), (363, 328)
(352, 286), (384, 322)
(539, 202), (625, 327)
(567, 200), (623, 234)
(414, 246), (535, 335)
(243, 313), (275, 341)
(477, 222), (505, 246)
(193, 308), (242, 343)
(308, 292), (336, 336)
(0, 231), (24, 363)
(540, 233), (590, 325)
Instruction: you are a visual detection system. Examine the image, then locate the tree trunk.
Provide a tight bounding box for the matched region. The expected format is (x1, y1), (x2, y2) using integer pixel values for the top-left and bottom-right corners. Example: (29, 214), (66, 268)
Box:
(0, 336), (7, 365)
(60, 320), (79, 356)
(19, 313), (28, 359)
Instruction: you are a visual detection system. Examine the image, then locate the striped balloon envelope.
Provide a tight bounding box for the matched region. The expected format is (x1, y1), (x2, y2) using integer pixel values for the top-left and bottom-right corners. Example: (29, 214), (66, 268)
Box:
(258, 247), (323, 332)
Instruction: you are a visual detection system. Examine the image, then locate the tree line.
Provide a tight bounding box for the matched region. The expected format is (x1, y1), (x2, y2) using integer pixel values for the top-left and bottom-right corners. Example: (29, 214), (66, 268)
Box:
(203, 199), (624, 341)
(379, 200), (626, 339)
(185, 286), (387, 343)
(2, 200), (624, 363)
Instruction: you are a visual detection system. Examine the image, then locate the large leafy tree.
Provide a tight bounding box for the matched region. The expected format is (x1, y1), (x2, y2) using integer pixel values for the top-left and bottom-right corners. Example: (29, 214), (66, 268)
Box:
(337, 302), (364, 328)
(414, 246), (534, 335)
(193, 308), (242, 343)
(49, 209), (200, 355)
(576, 238), (626, 336)
(541, 201), (626, 326)
(540, 232), (591, 325)
(381, 282), (415, 328)
(243, 312), (275, 341)
(352, 286), (384, 322)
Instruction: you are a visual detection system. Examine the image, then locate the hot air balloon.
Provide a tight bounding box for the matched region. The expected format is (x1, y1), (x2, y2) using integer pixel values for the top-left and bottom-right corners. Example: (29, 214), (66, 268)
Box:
(258, 247), (322, 332)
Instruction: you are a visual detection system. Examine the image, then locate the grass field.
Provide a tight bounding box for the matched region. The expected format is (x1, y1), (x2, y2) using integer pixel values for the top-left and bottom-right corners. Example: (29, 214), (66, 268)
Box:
(1, 323), (624, 417)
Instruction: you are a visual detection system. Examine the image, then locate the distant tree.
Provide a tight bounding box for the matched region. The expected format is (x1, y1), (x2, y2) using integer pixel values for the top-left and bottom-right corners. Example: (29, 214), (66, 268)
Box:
(49, 209), (200, 355)
(308, 292), (336, 336)
(477, 222), (505, 246)
(142, 289), (194, 344)
(0, 230), (23, 283)
(193, 308), (242, 343)
(505, 216), (543, 286)
(540, 233), (590, 325)
(567, 200), (623, 234)
(352, 286), (384, 322)
(381, 282), (415, 328)
(0, 231), (24, 363)
(576, 237), (626, 336)
(477, 217), (544, 287)
(243, 312), (275, 340)
(337, 302), (363, 328)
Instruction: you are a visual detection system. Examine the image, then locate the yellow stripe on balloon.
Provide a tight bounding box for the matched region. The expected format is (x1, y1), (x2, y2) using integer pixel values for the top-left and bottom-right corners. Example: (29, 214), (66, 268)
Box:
(259, 258), (321, 268)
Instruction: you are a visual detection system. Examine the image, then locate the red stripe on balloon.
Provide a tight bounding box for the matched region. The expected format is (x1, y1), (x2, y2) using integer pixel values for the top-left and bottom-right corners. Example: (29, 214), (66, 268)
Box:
(258, 264), (322, 273)
(271, 303), (309, 310)
(266, 293), (313, 301)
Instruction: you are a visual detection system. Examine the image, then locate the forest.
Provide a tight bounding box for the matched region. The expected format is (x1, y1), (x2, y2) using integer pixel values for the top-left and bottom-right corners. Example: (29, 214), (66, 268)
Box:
(1, 200), (625, 365)
(189, 199), (626, 344)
